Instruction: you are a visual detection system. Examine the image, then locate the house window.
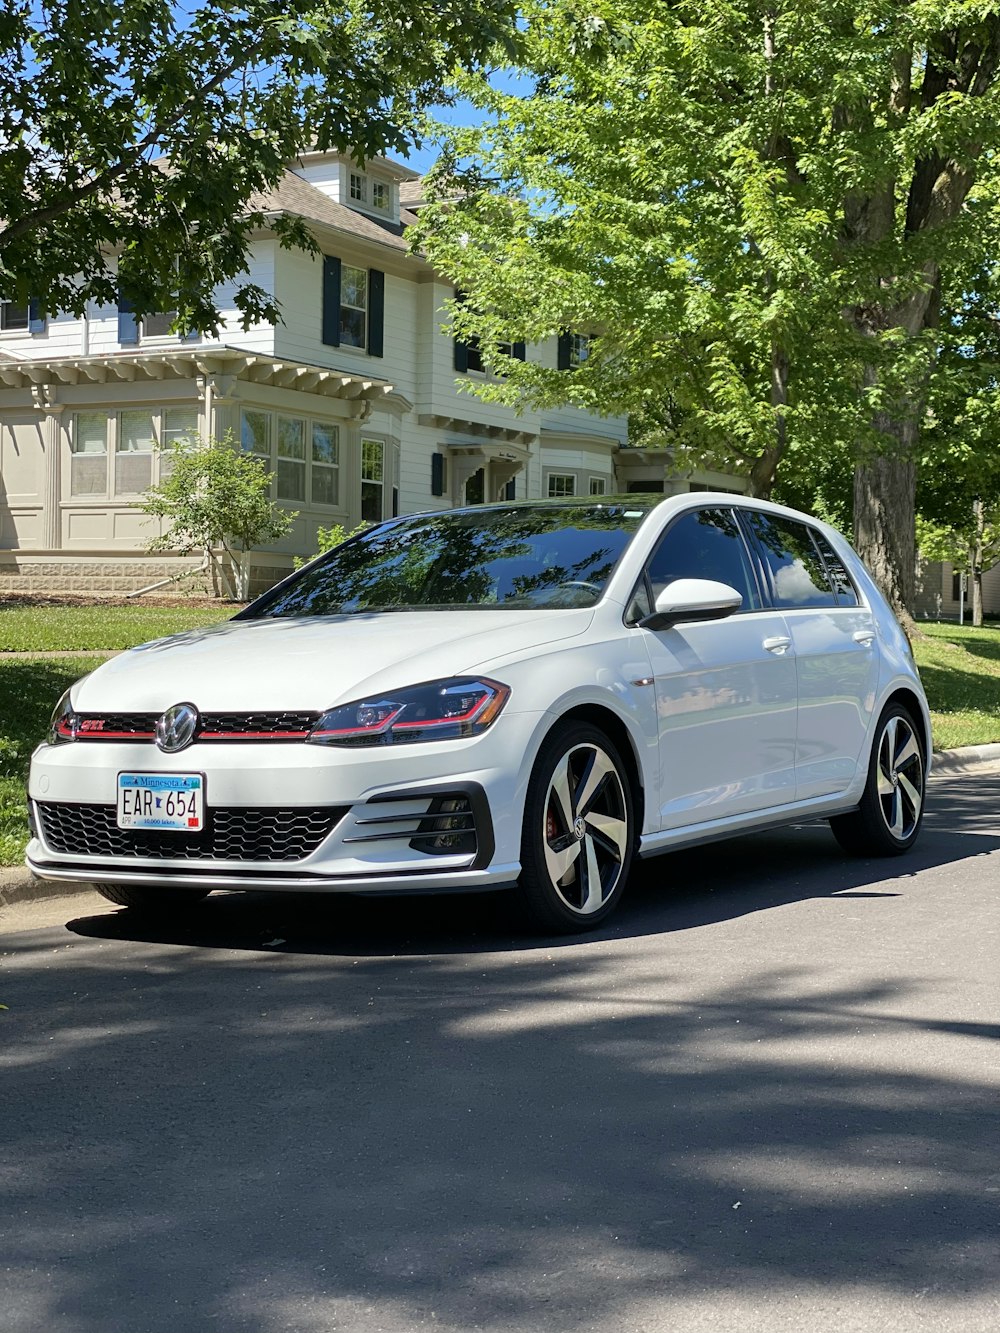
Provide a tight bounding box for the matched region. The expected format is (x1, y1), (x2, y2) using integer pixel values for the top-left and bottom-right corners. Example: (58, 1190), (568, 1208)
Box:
(570, 334), (590, 368)
(159, 407), (199, 480)
(361, 438), (384, 522)
(340, 266), (367, 348)
(311, 424), (339, 506)
(162, 408), (198, 450)
(322, 258), (383, 356)
(70, 412), (109, 498)
(465, 336), (485, 373)
(558, 331), (592, 370)
(0, 301), (28, 331)
(350, 172), (366, 202)
(115, 410), (156, 495)
(71, 408), (201, 497)
(276, 416), (306, 502)
(371, 181), (387, 210)
(240, 409), (270, 461)
(589, 477), (608, 496)
(547, 473), (576, 498)
(241, 408), (344, 508)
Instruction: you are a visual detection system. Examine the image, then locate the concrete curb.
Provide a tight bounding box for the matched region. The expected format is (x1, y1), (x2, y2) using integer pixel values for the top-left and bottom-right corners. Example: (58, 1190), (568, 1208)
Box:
(0, 865), (96, 912)
(930, 742), (1000, 777)
(4, 743), (1000, 912)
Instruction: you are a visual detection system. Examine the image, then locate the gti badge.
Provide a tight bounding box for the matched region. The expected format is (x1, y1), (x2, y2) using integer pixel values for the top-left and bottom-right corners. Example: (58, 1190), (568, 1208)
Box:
(155, 703), (200, 753)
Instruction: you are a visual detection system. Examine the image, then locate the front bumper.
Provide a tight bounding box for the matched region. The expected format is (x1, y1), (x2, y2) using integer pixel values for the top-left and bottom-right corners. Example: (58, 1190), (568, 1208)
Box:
(27, 718), (541, 895)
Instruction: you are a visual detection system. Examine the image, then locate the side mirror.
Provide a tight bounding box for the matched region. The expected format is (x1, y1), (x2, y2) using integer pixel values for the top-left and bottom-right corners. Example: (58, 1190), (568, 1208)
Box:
(639, 578), (743, 631)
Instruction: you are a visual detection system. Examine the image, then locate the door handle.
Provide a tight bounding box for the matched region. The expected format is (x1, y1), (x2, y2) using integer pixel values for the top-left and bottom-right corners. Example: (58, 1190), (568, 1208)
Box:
(852, 630), (876, 646)
(763, 636), (792, 654)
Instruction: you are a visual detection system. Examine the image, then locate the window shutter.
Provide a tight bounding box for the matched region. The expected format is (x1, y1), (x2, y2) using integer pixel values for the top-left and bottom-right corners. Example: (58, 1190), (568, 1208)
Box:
(28, 298), (46, 334)
(118, 294), (138, 346)
(557, 331), (572, 371)
(511, 341), (526, 361)
(453, 289), (469, 372)
(431, 452), (445, 497)
(321, 256), (342, 346)
(367, 268), (385, 357)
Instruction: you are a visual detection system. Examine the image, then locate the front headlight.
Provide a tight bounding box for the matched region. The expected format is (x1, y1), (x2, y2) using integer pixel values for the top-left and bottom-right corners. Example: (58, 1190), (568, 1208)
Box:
(307, 677), (510, 747)
(48, 689), (80, 744)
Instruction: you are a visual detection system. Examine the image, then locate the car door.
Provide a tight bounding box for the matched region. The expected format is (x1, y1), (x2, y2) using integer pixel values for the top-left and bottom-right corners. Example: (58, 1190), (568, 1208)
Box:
(634, 506), (798, 830)
(741, 511), (878, 801)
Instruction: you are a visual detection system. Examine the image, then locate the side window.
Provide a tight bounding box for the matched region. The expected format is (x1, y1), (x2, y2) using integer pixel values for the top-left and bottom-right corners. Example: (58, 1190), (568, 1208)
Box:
(812, 531), (860, 606)
(747, 513), (838, 609)
(644, 508), (761, 612)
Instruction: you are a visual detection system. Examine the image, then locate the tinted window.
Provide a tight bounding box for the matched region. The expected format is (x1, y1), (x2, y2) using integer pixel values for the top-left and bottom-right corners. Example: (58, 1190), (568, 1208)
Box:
(644, 508), (761, 611)
(747, 514), (838, 609)
(242, 503), (653, 617)
(812, 531), (860, 607)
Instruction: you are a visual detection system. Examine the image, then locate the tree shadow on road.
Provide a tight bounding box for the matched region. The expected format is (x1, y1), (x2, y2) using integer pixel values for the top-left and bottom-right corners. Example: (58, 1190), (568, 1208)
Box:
(3, 776), (999, 1331)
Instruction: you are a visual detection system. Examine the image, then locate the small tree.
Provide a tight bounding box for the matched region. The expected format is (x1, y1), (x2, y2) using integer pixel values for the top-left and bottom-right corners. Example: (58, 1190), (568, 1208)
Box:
(141, 435), (295, 600)
(294, 520), (369, 569)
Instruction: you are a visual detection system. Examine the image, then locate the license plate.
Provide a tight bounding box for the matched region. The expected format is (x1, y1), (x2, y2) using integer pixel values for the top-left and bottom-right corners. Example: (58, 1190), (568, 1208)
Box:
(117, 773), (204, 831)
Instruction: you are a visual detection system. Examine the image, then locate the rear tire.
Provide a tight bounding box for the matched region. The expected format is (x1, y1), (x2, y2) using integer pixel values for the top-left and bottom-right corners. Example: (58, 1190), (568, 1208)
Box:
(95, 884), (210, 914)
(515, 722), (635, 933)
(830, 702), (925, 856)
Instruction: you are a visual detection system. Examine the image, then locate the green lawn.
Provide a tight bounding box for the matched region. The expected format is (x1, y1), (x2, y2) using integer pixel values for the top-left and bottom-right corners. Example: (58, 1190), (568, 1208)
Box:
(0, 601), (233, 652)
(0, 655), (110, 865)
(912, 622), (1000, 751)
(1, 612), (998, 867)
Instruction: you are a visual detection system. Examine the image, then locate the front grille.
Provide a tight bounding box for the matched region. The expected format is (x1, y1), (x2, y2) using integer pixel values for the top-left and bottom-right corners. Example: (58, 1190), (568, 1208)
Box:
(37, 802), (347, 862)
(200, 711), (319, 738)
(76, 714), (156, 739)
(73, 711), (320, 742)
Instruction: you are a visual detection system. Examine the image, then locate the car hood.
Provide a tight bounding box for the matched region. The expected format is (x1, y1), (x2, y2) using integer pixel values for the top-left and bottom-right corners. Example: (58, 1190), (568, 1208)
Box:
(71, 609), (596, 713)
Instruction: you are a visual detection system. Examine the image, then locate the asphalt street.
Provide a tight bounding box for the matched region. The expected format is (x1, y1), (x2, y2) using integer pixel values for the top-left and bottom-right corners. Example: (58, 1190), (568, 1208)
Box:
(2, 769), (998, 1333)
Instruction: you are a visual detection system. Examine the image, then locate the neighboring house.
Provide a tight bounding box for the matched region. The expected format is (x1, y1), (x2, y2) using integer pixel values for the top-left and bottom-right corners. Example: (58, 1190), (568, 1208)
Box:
(914, 558), (1000, 621)
(0, 152), (704, 597)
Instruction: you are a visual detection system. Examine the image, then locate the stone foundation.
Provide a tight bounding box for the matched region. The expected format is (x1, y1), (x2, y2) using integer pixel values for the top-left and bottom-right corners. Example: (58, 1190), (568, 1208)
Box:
(0, 553), (295, 599)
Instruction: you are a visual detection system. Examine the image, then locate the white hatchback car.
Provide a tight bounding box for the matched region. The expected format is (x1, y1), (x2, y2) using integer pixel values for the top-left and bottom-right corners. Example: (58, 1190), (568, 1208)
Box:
(27, 494), (930, 932)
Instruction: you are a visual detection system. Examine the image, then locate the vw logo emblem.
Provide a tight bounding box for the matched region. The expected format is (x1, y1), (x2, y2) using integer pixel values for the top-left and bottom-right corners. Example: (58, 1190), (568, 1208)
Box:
(155, 703), (200, 753)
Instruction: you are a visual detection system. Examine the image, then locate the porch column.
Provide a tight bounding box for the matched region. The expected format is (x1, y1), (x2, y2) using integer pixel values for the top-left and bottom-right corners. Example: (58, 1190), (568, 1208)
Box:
(32, 383), (63, 550)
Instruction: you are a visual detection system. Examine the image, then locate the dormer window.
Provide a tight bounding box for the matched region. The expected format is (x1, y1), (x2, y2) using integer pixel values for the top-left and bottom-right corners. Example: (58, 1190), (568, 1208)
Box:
(350, 172), (366, 202)
(371, 181), (387, 210)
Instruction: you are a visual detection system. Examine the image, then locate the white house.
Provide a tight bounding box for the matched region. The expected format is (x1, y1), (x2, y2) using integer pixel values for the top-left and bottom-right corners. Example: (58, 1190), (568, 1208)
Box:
(0, 151), (711, 597)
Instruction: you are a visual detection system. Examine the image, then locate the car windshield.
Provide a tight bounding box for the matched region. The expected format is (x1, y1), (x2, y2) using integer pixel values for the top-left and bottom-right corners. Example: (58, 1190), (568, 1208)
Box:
(241, 502), (654, 617)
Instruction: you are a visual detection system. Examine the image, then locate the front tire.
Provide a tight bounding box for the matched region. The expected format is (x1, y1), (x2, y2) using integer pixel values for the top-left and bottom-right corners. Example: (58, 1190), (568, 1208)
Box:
(515, 723), (635, 933)
(830, 702), (926, 856)
(95, 884), (210, 914)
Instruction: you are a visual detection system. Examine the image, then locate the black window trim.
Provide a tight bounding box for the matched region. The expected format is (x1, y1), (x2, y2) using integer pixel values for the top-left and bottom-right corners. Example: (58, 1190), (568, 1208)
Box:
(809, 527), (862, 608)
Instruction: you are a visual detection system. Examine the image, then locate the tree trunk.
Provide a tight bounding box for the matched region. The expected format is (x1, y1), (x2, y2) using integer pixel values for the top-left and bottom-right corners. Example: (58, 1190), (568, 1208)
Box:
(748, 342), (789, 499)
(972, 498), (984, 627)
(853, 447), (916, 632)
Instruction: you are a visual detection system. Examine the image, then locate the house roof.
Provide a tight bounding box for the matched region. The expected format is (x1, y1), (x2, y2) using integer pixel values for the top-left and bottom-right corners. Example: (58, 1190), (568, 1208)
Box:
(250, 171), (421, 254)
(398, 178), (426, 207)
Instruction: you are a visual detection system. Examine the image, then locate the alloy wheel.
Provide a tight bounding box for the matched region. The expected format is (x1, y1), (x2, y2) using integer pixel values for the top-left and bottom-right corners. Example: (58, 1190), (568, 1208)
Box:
(875, 713), (924, 841)
(542, 742), (630, 915)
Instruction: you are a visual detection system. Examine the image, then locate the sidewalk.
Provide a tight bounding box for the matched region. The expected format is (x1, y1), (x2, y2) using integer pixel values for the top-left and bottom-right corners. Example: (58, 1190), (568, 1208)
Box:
(4, 743), (999, 914)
